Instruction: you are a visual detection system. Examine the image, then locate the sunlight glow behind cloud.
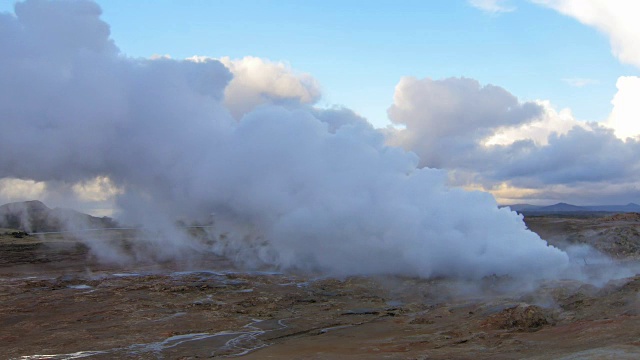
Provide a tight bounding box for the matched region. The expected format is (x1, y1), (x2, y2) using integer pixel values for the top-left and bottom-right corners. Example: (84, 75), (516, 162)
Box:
(0, 178), (47, 202)
(605, 76), (640, 140)
(484, 100), (587, 146)
(189, 56), (321, 120)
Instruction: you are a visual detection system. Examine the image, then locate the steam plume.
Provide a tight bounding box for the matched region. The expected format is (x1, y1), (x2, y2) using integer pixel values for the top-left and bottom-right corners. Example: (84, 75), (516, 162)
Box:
(0, 0), (569, 279)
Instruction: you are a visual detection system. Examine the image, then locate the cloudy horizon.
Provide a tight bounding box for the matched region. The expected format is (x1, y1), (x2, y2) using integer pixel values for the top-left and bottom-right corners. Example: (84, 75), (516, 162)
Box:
(1, 0), (639, 213)
(3, 0), (605, 279)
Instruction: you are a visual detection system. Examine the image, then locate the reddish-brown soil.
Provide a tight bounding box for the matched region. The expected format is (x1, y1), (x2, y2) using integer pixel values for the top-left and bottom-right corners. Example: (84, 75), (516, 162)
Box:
(1, 217), (639, 359)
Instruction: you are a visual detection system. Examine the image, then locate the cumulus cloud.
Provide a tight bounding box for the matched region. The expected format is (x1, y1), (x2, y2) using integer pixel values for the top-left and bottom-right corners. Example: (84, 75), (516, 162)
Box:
(523, 1), (640, 201)
(533, 0), (640, 69)
(72, 176), (123, 202)
(485, 100), (587, 146)
(0, 178), (117, 217)
(527, 0), (640, 203)
(494, 125), (638, 187)
(604, 76), (640, 140)
(468, 0), (515, 13)
(0, 0), (569, 279)
(387, 76), (543, 168)
(386, 76), (640, 205)
(0, 178), (47, 202)
(479, 124), (640, 205)
(189, 56), (321, 120)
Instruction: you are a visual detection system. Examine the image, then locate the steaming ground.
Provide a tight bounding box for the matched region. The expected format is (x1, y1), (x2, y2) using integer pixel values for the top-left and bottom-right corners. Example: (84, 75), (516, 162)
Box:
(0, 0), (574, 281)
(5, 199), (640, 294)
(1, 2), (639, 358)
(1, 218), (639, 359)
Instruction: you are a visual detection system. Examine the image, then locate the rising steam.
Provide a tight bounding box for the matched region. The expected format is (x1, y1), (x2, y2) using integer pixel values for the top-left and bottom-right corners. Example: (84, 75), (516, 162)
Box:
(0, 0), (569, 279)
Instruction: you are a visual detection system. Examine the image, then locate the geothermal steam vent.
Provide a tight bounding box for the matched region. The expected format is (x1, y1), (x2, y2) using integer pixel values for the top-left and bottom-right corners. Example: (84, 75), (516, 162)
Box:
(0, 0), (568, 279)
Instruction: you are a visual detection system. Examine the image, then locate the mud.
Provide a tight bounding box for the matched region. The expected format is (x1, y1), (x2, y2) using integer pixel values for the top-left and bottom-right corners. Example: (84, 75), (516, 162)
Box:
(1, 218), (639, 359)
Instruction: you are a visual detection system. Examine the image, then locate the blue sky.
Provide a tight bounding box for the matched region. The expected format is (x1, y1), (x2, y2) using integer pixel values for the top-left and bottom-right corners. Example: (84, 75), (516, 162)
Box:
(98, 1), (638, 126)
(1, 0), (630, 127)
(102, 1), (633, 127)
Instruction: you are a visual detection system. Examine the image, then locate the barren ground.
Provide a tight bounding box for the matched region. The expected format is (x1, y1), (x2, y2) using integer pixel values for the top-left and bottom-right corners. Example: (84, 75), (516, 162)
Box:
(1, 215), (639, 359)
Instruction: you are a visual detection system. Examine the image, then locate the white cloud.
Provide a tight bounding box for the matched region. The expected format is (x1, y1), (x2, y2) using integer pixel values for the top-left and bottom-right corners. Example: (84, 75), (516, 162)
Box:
(72, 176), (123, 202)
(190, 56), (322, 119)
(604, 76), (640, 140)
(386, 76), (640, 206)
(387, 76), (543, 168)
(468, 0), (515, 13)
(0, 177), (119, 217)
(533, 0), (640, 69)
(484, 100), (588, 146)
(562, 77), (599, 87)
(0, 178), (47, 202)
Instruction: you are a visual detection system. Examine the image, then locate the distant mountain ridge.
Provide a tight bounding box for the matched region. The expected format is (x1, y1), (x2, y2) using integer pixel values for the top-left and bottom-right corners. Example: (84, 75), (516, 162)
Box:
(0, 200), (116, 233)
(504, 202), (640, 214)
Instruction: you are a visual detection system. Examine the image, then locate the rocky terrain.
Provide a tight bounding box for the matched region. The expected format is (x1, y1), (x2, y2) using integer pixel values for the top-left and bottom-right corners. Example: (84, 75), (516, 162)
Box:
(0, 209), (639, 359)
(524, 213), (640, 259)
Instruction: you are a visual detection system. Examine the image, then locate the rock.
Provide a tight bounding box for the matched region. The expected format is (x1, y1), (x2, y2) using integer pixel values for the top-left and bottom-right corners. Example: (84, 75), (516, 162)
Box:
(482, 304), (552, 331)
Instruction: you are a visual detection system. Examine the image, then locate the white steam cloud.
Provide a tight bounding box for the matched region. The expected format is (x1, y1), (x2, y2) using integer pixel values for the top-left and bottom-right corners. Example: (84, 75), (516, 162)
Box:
(0, 0), (570, 279)
(215, 56), (321, 120)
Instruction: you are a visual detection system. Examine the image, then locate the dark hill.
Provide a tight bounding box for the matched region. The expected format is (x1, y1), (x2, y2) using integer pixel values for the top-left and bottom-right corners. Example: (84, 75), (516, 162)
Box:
(538, 202), (584, 212)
